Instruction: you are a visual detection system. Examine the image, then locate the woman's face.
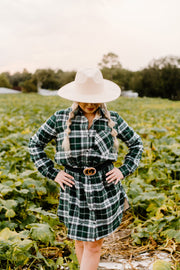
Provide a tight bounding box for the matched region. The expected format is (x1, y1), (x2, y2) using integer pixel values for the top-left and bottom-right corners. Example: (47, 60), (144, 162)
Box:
(78, 102), (101, 115)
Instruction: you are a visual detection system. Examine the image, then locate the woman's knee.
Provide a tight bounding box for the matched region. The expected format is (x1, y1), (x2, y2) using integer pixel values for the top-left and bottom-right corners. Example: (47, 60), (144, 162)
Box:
(84, 238), (104, 253)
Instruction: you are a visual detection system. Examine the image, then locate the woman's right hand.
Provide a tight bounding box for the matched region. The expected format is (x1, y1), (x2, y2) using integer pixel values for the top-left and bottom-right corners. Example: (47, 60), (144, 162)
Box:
(54, 170), (75, 191)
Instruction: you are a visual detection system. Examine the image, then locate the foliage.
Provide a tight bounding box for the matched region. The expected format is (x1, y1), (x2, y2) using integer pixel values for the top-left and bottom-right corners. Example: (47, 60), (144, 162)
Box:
(0, 94), (77, 269)
(98, 53), (180, 100)
(8, 69), (32, 90)
(0, 73), (12, 88)
(33, 69), (62, 90)
(0, 94), (180, 268)
(133, 64), (180, 100)
(152, 260), (172, 270)
(149, 55), (180, 69)
(98, 52), (122, 69)
(20, 79), (37, 93)
(101, 67), (133, 90)
(130, 55), (180, 100)
(32, 69), (76, 90)
(1, 54), (180, 99)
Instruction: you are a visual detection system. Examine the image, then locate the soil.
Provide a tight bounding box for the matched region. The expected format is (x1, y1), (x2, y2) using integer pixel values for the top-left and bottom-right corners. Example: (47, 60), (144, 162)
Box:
(99, 211), (180, 270)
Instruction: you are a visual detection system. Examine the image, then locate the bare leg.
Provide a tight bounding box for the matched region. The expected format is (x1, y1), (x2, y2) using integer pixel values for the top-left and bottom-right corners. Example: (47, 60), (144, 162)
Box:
(75, 240), (84, 264)
(80, 238), (104, 270)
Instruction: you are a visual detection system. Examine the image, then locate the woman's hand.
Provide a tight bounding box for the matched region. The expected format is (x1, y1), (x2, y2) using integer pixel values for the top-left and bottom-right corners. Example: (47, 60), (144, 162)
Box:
(106, 167), (124, 185)
(54, 170), (75, 190)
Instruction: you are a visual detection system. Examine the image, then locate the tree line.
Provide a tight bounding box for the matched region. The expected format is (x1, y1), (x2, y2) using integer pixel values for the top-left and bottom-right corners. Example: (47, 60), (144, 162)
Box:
(0, 53), (179, 100)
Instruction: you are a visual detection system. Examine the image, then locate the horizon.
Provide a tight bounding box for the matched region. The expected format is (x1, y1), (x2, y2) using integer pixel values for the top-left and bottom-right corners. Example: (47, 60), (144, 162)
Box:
(0, 0), (180, 74)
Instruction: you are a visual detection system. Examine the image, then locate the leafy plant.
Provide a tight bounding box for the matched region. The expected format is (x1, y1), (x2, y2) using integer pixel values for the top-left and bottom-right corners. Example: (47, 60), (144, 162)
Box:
(0, 94), (179, 268)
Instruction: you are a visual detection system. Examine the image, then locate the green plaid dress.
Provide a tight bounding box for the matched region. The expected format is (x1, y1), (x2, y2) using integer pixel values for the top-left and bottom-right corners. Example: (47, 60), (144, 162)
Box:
(29, 107), (143, 241)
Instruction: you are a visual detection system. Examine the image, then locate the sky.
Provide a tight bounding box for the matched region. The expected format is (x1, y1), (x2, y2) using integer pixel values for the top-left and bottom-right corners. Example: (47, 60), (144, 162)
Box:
(0, 0), (180, 73)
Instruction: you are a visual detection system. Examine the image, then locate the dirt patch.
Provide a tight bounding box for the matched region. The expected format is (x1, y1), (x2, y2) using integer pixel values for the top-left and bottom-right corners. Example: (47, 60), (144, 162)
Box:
(100, 211), (180, 269)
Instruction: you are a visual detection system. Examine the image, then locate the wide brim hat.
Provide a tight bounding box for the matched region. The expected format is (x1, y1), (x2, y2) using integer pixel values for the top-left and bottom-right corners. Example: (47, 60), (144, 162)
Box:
(57, 68), (121, 103)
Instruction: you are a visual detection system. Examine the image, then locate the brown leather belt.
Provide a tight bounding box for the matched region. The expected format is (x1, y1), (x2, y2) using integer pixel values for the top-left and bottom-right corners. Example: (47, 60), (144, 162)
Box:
(65, 161), (113, 176)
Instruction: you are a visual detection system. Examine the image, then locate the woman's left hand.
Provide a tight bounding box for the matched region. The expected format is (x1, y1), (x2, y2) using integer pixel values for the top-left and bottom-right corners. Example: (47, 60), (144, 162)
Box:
(106, 167), (124, 185)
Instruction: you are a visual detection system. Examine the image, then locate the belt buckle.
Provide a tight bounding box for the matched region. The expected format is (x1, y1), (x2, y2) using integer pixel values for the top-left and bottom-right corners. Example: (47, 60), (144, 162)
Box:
(83, 167), (96, 176)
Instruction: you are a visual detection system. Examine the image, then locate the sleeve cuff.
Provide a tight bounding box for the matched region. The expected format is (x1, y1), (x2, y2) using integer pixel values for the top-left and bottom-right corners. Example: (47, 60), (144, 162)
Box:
(46, 168), (60, 180)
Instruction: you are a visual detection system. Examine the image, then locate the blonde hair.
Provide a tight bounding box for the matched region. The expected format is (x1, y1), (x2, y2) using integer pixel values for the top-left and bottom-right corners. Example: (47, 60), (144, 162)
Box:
(101, 103), (119, 150)
(62, 102), (119, 151)
(62, 102), (79, 152)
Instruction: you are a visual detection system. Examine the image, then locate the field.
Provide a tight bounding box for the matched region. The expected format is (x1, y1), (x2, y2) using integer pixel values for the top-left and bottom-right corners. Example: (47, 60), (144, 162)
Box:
(0, 94), (180, 269)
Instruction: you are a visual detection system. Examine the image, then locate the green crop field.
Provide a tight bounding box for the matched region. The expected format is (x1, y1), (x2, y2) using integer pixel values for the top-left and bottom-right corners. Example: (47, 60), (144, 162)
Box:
(0, 94), (180, 269)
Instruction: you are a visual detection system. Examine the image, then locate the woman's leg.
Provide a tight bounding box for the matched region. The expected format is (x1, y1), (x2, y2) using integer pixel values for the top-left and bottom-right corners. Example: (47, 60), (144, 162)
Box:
(75, 240), (84, 264)
(80, 238), (104, 270)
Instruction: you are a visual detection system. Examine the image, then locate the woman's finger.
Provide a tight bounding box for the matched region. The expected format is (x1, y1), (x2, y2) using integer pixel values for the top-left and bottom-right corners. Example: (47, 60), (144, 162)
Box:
(115, 179), (120, 185)
(62, 175), (75, 185)
(56, 177), (74, 186)
(64, 172), (74, 180)
(106, 167), (124, 183)
(107, 175), (117, 183)
(59, 182), (65, 190)
(106, 169), (114, 176)
(54, 170), (75, 189)
(62, 178), (74, 187)
(55, 171), (74, 182)
(106, 172), (116, 181)
(57, 178), (74, 189)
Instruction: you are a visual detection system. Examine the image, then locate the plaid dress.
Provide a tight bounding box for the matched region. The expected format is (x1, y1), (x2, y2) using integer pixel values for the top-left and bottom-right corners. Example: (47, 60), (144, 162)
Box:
(29, 107), (143, 241)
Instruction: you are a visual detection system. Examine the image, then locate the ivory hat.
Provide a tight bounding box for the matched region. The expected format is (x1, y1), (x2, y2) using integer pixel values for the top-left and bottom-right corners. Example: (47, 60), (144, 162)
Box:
(57, 68), (121, 103)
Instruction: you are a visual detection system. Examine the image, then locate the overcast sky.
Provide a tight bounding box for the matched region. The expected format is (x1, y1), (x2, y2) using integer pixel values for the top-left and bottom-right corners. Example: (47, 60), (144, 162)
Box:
(0, 0), (180, 73)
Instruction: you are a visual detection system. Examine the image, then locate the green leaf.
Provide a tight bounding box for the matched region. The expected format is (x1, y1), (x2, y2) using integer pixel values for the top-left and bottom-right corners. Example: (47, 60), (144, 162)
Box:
(0, 199), (17, 209)
(0, 184), (13, 195)
(5, 209), (16, 218)
(26, 223), (55, 245)
(153, 260), (172, 270)
(56, 256), (64, 266)
(0, 227), (19, 241)
(161, 229), (180, 243)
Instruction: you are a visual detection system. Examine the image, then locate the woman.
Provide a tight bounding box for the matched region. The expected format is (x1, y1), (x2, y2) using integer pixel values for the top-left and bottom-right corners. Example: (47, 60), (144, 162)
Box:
(29, 68), (143, 270)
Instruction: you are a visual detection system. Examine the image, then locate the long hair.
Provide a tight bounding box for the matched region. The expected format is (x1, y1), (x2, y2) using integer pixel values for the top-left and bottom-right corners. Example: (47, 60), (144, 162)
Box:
(62, 102), (119, 151)
(101, 103), (119, 150)
(61, 102), (79, 152)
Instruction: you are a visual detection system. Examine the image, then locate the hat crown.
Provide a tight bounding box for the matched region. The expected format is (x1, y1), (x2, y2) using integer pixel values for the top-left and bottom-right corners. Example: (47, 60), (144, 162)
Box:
(75, 68), (104, 95)
(75, 68), (103, 84)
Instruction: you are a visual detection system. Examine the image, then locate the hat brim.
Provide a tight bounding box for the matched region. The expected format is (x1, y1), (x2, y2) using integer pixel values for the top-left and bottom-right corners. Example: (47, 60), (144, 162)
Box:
(57, 79), (121, 103)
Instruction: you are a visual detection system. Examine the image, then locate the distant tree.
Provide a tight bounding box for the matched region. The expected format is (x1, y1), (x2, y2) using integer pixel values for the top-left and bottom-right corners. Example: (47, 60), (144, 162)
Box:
(0, 73), (12, 88)
(33, 69), (61, 90)
(101, 68), (133, 90)
(10, 69), (32, 90)
(148, 55), (180, 69)
(60, 71), (76, 86)
(129, 71), (143, 94)
(142, 56), (180, 99)
(98, 52), (124, 89)
(20, 79), (37, 93)
(129, 56), (180, 100)
(115, 69), (133, 90)
(98, 52), (122, 69)
(160, 64), (180, 100)
(1, 72), (11, 83)
(56, 69), (64, 88)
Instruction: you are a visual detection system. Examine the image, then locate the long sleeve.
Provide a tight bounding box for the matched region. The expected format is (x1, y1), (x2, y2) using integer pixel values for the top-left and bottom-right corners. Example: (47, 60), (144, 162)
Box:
(115, 113), (143, 178)
(28, 114), (60, 180)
